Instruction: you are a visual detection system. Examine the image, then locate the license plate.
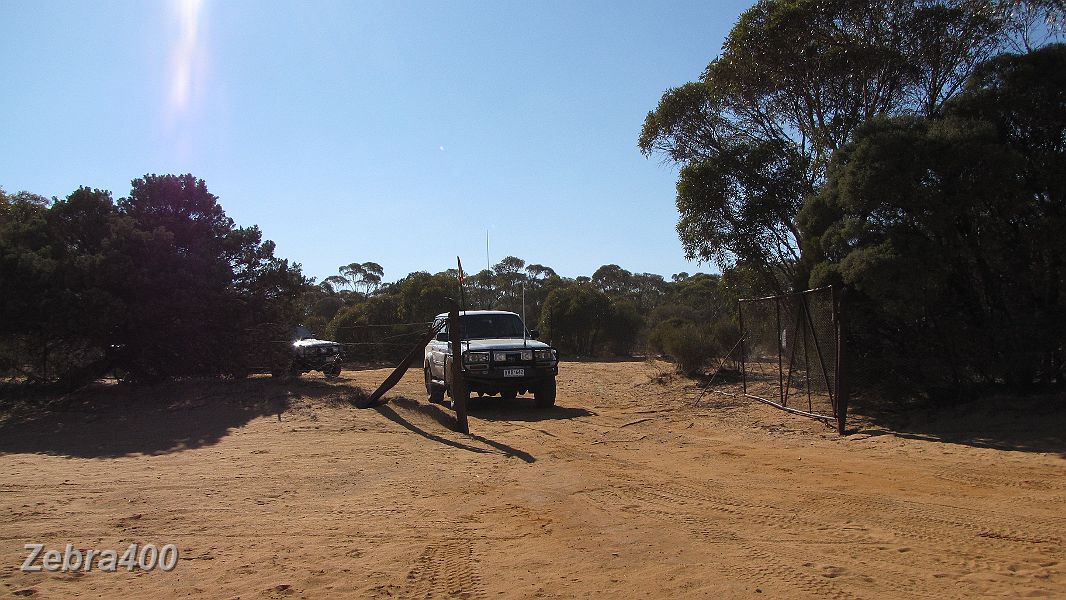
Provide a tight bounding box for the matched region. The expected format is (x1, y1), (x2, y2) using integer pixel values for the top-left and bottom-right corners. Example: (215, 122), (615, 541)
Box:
(503, 368), (525, 377)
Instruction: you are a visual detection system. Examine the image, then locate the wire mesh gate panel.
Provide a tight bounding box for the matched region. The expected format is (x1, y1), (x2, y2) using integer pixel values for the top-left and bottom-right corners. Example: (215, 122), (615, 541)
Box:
(739, 286), (847, 434)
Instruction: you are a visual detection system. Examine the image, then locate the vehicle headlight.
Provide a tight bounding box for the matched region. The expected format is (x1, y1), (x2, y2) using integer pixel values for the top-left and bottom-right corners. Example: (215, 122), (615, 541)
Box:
(464, 351), (489, 364)
(534, 349), (556, 361)
(521, 350), (533, 361)
(494, 352), (508, 362)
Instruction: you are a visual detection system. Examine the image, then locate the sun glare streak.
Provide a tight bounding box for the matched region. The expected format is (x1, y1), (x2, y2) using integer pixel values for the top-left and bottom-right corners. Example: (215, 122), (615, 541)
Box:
(168, 0), (206, 121)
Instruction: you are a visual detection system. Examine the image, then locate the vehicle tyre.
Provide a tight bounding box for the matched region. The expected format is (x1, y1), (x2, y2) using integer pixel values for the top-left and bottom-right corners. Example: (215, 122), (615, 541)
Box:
(447, 367), (470, 409)
(323, 363), (341, 379)
(448, 382), (470, 410)
(271, 359), (295, 379)
(501, 390), (518, 400)
(426, 366), (445, 404)
(534, 378), (557, 408)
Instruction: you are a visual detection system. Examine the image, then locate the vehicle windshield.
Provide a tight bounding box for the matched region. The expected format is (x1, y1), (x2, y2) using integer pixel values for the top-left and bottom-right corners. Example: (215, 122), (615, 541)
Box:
(459, 314), (526, 340)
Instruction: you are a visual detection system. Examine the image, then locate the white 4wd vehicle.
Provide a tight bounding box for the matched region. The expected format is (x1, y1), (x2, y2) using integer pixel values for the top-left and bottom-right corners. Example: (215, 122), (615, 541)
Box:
(424, 310), (559, 408)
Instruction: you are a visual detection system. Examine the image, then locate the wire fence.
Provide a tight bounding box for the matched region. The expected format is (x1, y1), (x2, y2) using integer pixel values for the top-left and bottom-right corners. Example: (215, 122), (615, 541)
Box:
(239, 319), (437, 370)
(330, 321), (435, 363)
(739, 286), (847, 434)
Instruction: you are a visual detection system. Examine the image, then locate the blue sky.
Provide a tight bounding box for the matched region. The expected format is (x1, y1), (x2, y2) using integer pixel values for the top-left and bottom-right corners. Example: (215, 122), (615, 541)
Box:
(1, 0), (751, 284)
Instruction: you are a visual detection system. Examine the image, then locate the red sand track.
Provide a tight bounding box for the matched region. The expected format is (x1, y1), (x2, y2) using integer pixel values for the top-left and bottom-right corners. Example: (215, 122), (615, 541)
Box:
(1, 361), (1063, 598)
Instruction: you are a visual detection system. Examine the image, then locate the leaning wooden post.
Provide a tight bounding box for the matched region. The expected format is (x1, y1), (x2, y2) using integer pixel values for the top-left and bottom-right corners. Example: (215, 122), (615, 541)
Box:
(448, 308), (469, 434)
(357, 322), (442, 409)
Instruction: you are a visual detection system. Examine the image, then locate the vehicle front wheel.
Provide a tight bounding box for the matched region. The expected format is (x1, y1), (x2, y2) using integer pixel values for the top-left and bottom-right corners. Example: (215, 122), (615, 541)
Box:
(426, 366), (445, 404)
(501, 390), (517, 400)
(533, 378), (557, 408)
(448, 383), (470, 410)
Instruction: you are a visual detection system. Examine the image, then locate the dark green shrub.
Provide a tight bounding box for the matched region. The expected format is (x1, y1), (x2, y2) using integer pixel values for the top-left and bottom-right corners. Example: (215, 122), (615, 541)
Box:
(649, 320), (716, 375)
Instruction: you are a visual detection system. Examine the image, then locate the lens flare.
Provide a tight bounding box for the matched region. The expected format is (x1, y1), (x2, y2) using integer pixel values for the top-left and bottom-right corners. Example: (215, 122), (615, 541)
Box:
(168, 0), (205, 120)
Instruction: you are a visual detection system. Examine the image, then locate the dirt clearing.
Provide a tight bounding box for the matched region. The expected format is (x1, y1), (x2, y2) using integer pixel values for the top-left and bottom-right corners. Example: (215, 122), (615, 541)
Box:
(1, 361), (1063, 598)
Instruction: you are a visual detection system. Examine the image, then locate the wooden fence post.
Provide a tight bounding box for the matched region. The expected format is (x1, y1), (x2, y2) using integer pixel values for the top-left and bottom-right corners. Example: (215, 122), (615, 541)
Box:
(448, 308), (469, 434)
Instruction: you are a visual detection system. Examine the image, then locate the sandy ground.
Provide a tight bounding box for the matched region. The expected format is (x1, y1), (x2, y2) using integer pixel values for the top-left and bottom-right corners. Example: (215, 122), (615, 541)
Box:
(0, 360), (1063, 599)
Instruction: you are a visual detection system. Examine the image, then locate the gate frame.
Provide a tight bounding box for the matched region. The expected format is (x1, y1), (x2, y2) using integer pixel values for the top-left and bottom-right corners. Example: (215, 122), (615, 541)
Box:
(738, 286), (849, 435)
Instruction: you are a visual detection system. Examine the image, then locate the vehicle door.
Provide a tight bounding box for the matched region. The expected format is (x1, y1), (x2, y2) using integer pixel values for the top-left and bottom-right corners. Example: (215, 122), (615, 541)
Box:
(428, 317), (448, 379)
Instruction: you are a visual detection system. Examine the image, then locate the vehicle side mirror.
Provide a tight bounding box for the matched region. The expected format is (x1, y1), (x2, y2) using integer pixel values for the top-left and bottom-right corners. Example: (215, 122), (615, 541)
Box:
(435, 332), (448, 342)
(529, 329), (539, 339)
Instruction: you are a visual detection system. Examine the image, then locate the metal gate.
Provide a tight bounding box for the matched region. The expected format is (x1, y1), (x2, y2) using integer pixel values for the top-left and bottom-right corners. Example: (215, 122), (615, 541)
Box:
(739, 286), (848, 434)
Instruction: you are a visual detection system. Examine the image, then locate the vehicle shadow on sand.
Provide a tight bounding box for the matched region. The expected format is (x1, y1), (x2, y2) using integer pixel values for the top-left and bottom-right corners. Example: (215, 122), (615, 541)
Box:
(379, 396), (536, 463)
(466, 396), (596, 422)
(0, 377), (364, 459)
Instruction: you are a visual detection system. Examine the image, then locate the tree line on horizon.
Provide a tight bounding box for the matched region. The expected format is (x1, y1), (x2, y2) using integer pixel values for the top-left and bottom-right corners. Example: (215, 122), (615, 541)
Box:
(303, 256), (760, 371)
(0, 173), (752, 388)
(4, 0), (1065, 402)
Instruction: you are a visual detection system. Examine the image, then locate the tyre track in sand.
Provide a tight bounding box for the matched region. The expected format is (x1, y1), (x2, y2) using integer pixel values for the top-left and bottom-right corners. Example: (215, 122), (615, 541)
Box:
(512, 378), (1061, 599)
(396, 536), (483, 600)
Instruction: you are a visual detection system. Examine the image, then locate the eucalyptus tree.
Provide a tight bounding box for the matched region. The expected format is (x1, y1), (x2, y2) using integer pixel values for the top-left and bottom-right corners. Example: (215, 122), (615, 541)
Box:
(640, 0), (1060, 291)
(801, 44), (1066, 392)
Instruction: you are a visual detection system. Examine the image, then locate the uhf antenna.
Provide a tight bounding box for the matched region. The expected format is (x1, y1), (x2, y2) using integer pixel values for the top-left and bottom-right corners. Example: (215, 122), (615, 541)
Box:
(457, 256), (466, 312)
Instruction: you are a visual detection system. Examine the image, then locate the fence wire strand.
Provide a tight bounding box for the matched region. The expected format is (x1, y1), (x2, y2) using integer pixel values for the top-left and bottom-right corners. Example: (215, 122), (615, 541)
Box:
(328, 321), (435, 362)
